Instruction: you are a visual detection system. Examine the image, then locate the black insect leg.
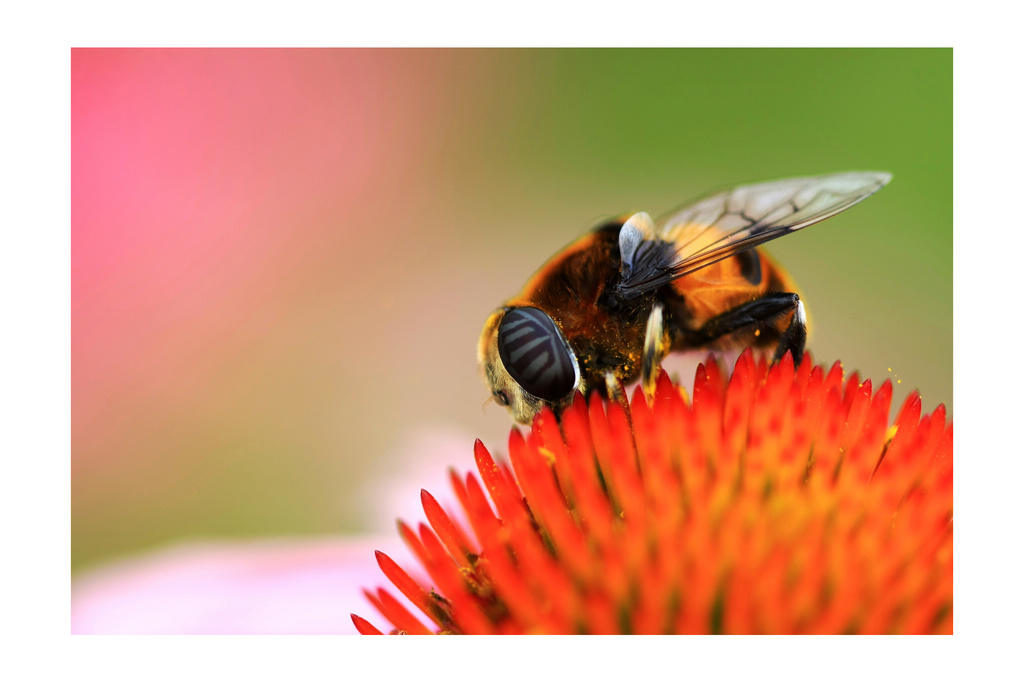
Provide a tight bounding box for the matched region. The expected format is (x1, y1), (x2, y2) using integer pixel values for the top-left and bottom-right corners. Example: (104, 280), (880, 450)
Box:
(773, 297), (807, 365)
(690, 293), (807, 366)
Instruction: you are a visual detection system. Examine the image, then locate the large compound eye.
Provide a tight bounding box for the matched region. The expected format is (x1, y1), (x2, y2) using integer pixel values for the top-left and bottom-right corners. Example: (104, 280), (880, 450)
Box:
(496, 307), (577, 402)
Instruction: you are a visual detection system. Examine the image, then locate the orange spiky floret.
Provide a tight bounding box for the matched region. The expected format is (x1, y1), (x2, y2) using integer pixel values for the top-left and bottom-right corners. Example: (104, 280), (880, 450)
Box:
(355, 350), (952, 634)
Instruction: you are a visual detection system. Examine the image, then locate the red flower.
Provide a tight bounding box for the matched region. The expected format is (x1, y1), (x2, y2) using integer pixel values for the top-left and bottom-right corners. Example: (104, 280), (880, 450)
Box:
(354, 350), (952, 634)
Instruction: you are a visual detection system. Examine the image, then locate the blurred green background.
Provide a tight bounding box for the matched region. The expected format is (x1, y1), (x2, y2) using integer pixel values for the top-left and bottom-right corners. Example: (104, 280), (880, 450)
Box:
(72, 48), (951, 573)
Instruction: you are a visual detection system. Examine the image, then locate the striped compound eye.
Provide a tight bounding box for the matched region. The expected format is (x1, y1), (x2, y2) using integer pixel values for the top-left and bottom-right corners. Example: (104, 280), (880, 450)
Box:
(496, 307), (578, 402)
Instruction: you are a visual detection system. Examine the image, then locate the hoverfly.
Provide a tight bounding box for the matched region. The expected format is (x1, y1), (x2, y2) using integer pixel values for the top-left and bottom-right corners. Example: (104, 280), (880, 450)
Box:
(479, 172), (892, 424)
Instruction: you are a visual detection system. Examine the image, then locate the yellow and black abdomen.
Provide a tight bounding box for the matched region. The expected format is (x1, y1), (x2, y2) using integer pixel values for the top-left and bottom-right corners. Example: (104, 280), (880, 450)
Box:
(665, 247), (806, 353)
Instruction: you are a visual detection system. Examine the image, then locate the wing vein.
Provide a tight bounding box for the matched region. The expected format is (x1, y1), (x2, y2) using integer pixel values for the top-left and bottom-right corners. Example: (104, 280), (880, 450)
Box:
(615, 171), (891, 297)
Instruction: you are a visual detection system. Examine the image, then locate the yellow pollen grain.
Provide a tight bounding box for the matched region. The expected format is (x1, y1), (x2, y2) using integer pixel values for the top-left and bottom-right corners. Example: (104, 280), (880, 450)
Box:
(538, 446), (557, 466)
(885, 424), (899, 444)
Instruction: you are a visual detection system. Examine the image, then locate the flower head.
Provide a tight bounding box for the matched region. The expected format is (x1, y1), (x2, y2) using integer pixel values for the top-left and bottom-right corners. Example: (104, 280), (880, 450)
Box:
(354, 350), (952, 635)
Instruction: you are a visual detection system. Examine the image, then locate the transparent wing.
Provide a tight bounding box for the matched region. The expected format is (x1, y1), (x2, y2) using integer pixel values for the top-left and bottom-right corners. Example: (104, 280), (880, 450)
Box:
(616, 171), (892, 296)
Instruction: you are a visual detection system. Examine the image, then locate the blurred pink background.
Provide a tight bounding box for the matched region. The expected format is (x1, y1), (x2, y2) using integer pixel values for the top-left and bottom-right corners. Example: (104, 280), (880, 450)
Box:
(72, 50), (521, 572)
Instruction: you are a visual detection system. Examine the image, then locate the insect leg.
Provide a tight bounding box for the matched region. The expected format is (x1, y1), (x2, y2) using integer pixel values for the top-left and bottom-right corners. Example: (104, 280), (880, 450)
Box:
(642, 303), (669, 403)
(604, 371), (630, 413)
(774, 298), (807, 364)
(691, 293), (807, 365)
